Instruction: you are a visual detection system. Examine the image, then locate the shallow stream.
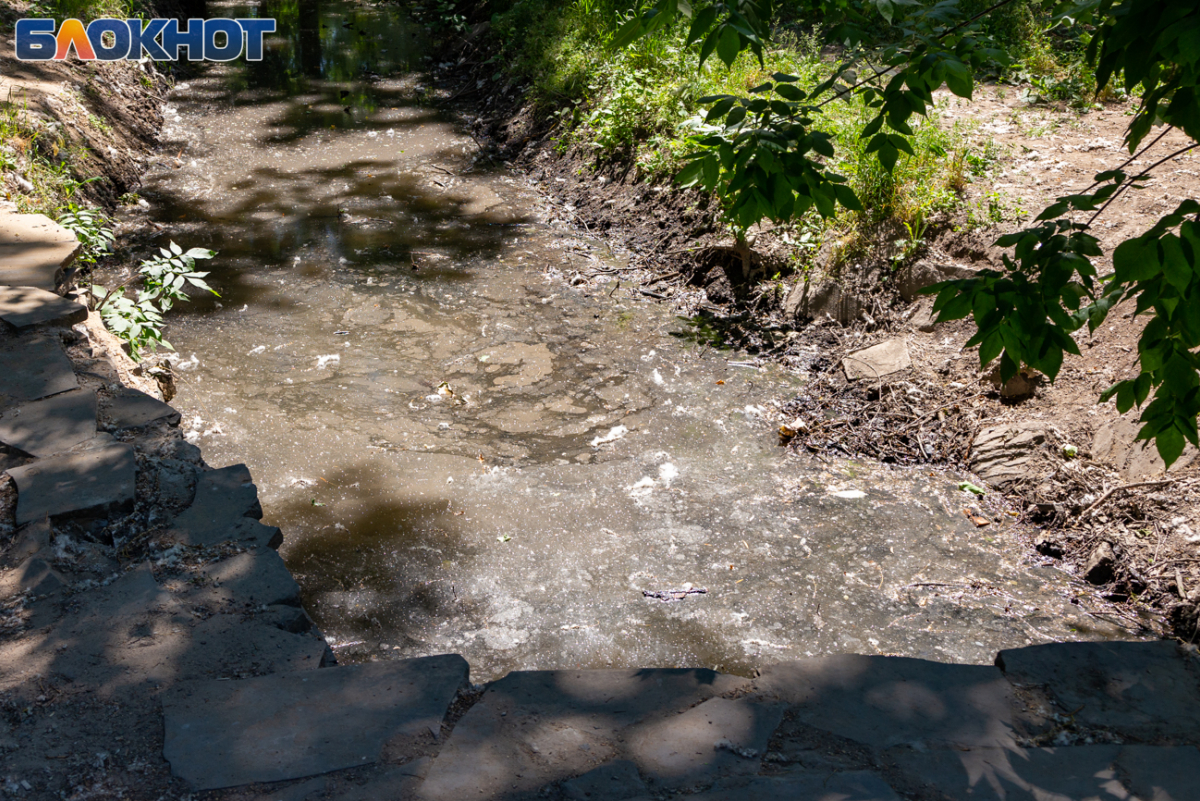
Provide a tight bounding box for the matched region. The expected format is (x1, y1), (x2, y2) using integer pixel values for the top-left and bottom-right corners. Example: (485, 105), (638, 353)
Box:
(107, 0), (1141, 680)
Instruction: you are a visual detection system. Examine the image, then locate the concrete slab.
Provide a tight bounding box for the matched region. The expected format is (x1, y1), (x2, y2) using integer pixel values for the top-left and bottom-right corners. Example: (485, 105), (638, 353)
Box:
(177, 615), (333, 681)
(626, 697), (784, 787)
(561, 760), (646, 801)
(996, 641), (1200, 741)
(890, 744), (1200, 801)
(7, 441), (135, 524)
(843, 339), (911, 380)
(416, 668), (748, 801)
(0, 388), (96, 457)
(688, 770), (902, 801)
(162, 654), (469, 790)
(325, 758), (431, 801)
(751, 655), (1016, 749)
(167, 464), (271, 548)
(0, 212), (81, 291)
(189, 551), (302, 609)
(0, 285), (88, 328)
(0, 333), (78, 404)
(15, 556), (64, 596)
(102, 386), (180, 429)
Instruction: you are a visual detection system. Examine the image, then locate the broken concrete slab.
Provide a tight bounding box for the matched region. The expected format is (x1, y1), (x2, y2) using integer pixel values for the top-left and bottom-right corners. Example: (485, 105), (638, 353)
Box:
(162, 654), (469, 790)
(0, 211), (81, 292)
(890, 744), (1200, 801)
(0, 388), (96, 457)
(969, 422), (1051, 490)
(996, 641), (1200, 742)
(561, 760), (647, 801)
(166, 464), (269, 548)
(15, 557), (64, 596)
(0, 332), (78, 404)
(7, 441), (135, 524)
(177, 615), (333, 681)
(101, 385), (181, 429)
(1093, 415), (1197, 480)
(751, 655), (1016, 750)
(0, 285), (88, 328)
(626, 697), (784, 788)
(189, 551), (302, 609)
(843, 339), (911, 380)
(416, 668), (748, 801)
(687, 770), (901, 801)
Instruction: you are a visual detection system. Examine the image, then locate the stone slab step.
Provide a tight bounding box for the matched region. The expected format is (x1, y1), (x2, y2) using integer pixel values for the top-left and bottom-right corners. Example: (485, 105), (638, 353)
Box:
(0, 285), (88, 328)
(162, 654), (470, 790)
(101, 386), (180, 429)
(7, 440), (135, 524)
(750, 654), (1017, 750)
(0, 388), (97, 457)
(669, 770), (902, 801)
(996, 640), (1200, 742)
(167, 463), (280, 549)
(891, 744), (1200, 801)
(186, 550), (302, 609)
(0, 332), (78, 405)
(415, 668), (749, 801)
(0, 211), (81, 292)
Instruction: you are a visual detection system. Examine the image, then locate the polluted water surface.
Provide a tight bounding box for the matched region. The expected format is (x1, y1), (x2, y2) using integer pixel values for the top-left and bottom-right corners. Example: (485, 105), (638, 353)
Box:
(109, 0), (1147, 680)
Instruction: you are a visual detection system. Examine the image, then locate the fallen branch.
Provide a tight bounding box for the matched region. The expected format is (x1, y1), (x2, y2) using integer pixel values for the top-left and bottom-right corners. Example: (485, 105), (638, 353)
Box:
(1080, 479), (1176, 519)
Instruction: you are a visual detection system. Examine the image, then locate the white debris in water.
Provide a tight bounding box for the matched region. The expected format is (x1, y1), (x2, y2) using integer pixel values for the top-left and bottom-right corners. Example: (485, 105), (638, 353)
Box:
(316, 354), (341, 369)
(651, 369), (665, 386)
(627, 476), (656, 498)
(590, 425), (628, 447)
(247, 345), (266, 356)
(830, 489), (867, 499)
(658, 462), (678, 486)
(184, 431), (200, 444)
(288, 477), (316, 488)
(239, 304), (248, 312)
(744, 404), (767, 418)
(170, 353), (200, 371)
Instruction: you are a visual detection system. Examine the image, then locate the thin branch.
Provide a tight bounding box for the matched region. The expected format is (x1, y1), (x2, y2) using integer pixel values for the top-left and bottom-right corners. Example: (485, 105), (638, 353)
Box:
(1076, 125), (1173, 198)
(1085, 142), (1200, 228)
(1080, 479), (1175, 519)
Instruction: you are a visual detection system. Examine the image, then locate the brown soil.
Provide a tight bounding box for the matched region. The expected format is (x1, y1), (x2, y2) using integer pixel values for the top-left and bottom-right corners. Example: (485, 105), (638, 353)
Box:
(437, 60), (1200, 643)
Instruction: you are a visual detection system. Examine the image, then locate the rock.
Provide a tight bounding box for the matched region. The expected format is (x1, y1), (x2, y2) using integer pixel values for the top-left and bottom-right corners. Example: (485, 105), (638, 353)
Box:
(327, 759), (431, 801)
(907, 297), (940, 333)
(1093, 416), (1197, 480)
(1084, 541), (1116, 584)
(969, 423), (1050, 490)
(751, 655), (1017, 750)
(14, 556), (64, 595)
(0, 332), (78, 403)
(9, 516), (52, 562)
(101, 386), (181, 429)
(685, 770), (901, 801)
(417, 668), (749, 800)
(561, 760), (647, 801)
(984, 364), (1040, 398)
(153, 459), (199, 509)
(0, 389), (97, 457)
(0, 212), (81, 292)
(1033, 533), (1064, 559)
(7, 442), (136, 524)
(189, 551), (302, 608)
(162, 654), (470, 790)
(166, 464), (278, 548)
(889, 745), (1200, 801)
(996, 641), (1200, 741)
(843, 339), (911, 380)
(0, 285), (88, 328)
(895, 260), (976, 302)
(178, 615), (333, 681)
(784, 277), (863, 325)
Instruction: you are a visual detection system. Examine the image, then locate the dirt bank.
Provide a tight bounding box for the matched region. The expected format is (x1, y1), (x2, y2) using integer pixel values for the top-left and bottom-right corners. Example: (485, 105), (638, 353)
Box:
(431, 51), (1200, 644)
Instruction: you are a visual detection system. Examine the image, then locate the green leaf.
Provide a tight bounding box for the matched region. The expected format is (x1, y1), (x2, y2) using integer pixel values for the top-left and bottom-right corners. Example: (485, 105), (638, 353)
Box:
(1154, 422), (1186, 468)
(1161, 235), (1192, 292)
(943, 58), (973, 98)
(716, 25), (742, 67)
(878, 141), (899, 172)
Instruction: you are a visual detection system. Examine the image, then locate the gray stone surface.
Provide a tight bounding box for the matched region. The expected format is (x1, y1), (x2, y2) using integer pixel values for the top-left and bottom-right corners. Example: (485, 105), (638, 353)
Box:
(996, 640), (1200, 741)
(9, 515), (52, 562)
(102, 386), (181, 429)
(752, 655), (1016, 749)
(0, 388), (96, 457)
(843, 339), (911, 380)
(688, 770), (901, 801)
(626, 697), (784, 787)
(0, 333), (78, 403)
(15, 556), (64, 596)
(190, 550), (302, 609)
(326, 758), (432, 801)
(891, 745), (1200, 801)
(970, 423), (1050, 490)
(561, 760), (646, 801)
(167, 463), (272, 548)
(896, 260), (977, 302)
(7, 441), (135, 524)
(785, 277), (864, 325)
(0, 285), (88, 328)
(0, 212), (81, 291)
(416, 668), (748, 801)
(179, 615), (332, 680)
(163, 655), (469, 790)
(1093, 416), (1197, 480)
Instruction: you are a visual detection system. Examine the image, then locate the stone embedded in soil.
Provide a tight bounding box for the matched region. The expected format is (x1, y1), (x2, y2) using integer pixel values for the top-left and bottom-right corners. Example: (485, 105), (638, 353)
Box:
(1093, 416), (1197, 480)
(785, 277), (863, 325)
(416, 668), (748, 801)
(751, 655), (1017, 750)
(14, 556), (64, 596)
(888, 745), (1200, 801)
(7, 441), (135, 524)
(896, 260), (977, 302)
(162, 654), (470, 790)
(0, 285), (88, 328)
(166, 463), (279, 548)
(0, 332), (78, 404)
(842, 339), (911, 380)
(969, 422), (1050, 490)
(189, 550), (302, 609)
(996, 641), (1200, 742)
(0, 212), (81, 292)
(1084, 541), (1116, 584)
(102, 385), (182, 429)
(684, 770), (901, 801)
(0, 388), (97, 457)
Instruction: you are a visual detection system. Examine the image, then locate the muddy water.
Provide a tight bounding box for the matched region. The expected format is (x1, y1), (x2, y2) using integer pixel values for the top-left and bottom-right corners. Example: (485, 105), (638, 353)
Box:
(122, 0), (1140, 680)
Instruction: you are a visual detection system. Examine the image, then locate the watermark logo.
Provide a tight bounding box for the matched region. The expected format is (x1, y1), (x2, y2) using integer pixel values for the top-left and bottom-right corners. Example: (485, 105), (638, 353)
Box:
(15, 18), (277, 62)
